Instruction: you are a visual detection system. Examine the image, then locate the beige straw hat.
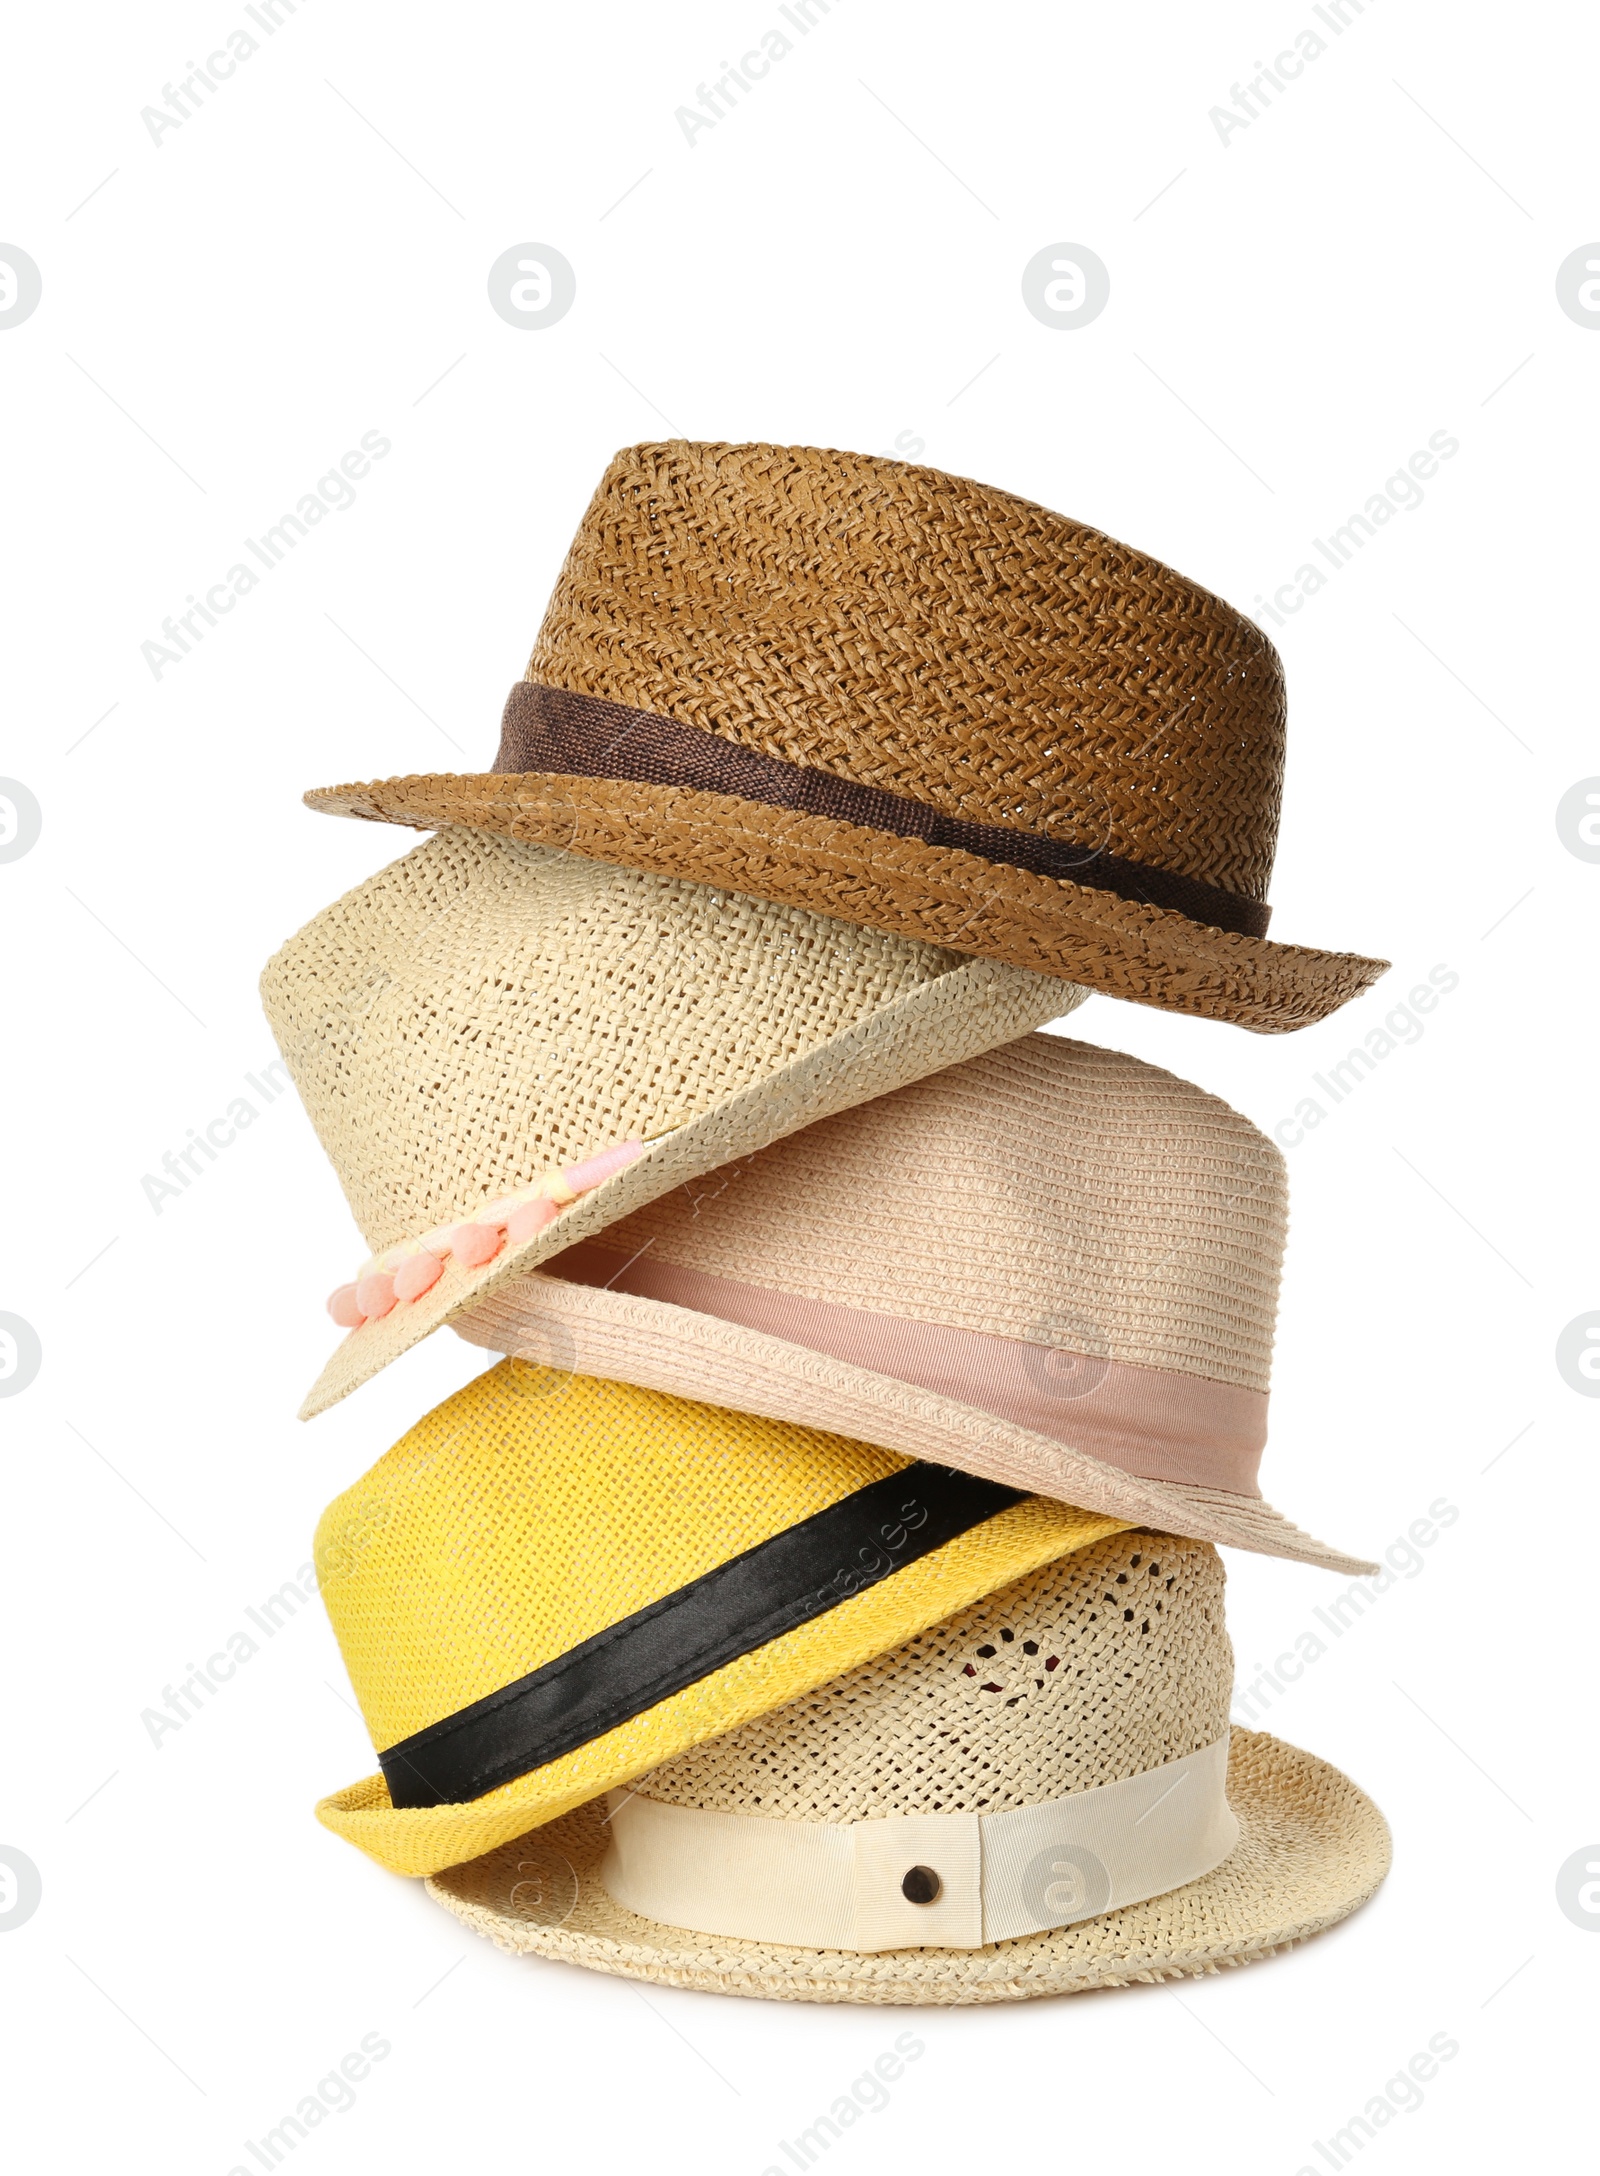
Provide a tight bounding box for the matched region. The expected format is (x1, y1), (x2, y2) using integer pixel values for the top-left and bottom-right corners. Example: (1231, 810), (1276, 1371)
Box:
(429, 1531), (1390, 2003)
(304, 442), (1387, 1033)
(457, 1032), (1373, 1575)
(260, 828), (1076, 1419)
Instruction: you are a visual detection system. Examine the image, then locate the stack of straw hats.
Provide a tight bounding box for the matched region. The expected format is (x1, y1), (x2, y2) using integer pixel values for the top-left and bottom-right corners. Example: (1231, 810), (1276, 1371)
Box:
(264, 442), (1392, 2002)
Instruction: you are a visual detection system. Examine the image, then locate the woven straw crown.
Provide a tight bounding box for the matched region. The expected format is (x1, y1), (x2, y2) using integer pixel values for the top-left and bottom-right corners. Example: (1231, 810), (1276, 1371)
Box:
(638, 1532), (1232, 1820)
(261, 828), (1075, 1417)
(530, 1031), (1285, 1392)
(521, 443), (1287, 896)
(306, 443), (1388, 1030)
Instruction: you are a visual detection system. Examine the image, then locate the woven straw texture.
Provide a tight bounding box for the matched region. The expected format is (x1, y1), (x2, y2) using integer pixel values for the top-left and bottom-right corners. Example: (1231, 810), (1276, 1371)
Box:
(637, 1534), (1231, 1818)
(260, 828), (1076, 1418)
(457, 1034), (1374, 1575)
(305, 443), (1387, 1030)
(489, 1034), (1283, 1385)
(521, 446), (1290, 891)
(430, 1733), (1389, 2003)
(428, 1542), (1389, 2001)
(314, 1360), (1126, 1877)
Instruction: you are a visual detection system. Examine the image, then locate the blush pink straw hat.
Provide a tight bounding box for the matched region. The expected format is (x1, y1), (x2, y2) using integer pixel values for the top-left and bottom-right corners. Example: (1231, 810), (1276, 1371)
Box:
(456, 1031), (1374, 1575)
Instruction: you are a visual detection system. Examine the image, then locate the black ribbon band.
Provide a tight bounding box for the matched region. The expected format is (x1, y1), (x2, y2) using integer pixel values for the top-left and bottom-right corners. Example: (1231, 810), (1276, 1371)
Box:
(492, 681), (1272, 941)
(379, 1467), (1025, 1810)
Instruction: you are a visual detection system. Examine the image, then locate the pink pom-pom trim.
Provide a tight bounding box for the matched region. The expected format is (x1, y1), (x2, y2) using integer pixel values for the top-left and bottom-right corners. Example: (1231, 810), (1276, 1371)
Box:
(449, 1222), (504, 1269)
(393, 1251), (444, 1302)
(329, 1135), (647, 1332)
(507, 1195), (560, 1244)
(563, 1138), (649, 1193)
(355, 1272), (397, 1321)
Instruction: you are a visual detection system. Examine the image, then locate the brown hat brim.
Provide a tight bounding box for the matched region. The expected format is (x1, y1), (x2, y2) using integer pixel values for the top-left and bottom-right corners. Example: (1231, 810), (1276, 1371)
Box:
(425, 1728), (1391, 2003)
(303, 772), (1387, 1033)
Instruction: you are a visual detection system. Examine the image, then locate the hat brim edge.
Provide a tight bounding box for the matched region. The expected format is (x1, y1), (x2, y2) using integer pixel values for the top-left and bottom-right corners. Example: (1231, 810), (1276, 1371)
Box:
(421, 1728), (1391, 2004)
(302, 772), (1389, 1035)
(297, 950), (1078, 1419)
(452, 1271), (1379, 1578)
(314, 1493), (1133, 1878)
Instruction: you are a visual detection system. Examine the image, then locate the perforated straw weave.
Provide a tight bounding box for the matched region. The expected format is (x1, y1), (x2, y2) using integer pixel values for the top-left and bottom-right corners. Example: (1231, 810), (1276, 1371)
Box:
(429, 1537), (1390, 2002)
(305, 442), (1388, 1030)
(261, 827), (1077, 1417)
(637, 1534), (1232, 1820)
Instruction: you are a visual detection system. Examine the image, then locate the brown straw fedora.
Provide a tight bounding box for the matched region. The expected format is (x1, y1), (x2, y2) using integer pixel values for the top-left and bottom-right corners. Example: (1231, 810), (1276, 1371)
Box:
(455, 1032), (1374, 1576)
(304, 442), (1386, 1033)
(428, 1533), (1390, 2003)
(260, 827), (1076, 1419)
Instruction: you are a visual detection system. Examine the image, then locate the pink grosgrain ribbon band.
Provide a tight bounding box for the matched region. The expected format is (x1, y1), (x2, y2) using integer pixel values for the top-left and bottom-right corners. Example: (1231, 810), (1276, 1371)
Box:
(543, 1243), (1268, 1496)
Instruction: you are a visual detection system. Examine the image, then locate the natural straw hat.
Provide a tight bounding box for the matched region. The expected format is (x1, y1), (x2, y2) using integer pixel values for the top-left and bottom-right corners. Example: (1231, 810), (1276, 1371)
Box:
(456, 1032), (1373, 1576)
(260, 827), (1077, 1420)
(304, 442), (1386, 1032)
(313, 1360), (1128, 1879)
(429, 1532), (1390, 2002)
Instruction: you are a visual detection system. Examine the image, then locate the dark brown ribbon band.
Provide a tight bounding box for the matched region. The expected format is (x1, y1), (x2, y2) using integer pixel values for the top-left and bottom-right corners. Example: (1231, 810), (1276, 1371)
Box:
(492, 682), (1272, 940)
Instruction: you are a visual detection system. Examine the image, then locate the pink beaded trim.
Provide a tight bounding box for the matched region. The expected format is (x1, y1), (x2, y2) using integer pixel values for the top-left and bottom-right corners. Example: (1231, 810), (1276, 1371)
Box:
(326, 1139), (648, 1331)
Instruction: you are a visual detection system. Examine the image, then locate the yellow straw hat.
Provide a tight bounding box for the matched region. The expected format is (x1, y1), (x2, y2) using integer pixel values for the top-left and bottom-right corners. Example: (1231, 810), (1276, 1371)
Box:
(315, 1361), (1126, 1877)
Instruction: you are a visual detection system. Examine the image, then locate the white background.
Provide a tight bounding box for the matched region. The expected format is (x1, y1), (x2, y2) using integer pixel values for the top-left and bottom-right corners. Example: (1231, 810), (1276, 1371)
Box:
(2, 1), (1595, 2168)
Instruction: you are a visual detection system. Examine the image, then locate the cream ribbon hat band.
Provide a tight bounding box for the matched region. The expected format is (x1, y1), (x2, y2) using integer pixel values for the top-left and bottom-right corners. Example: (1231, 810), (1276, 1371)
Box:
(601, 1735), (1237, 1953)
